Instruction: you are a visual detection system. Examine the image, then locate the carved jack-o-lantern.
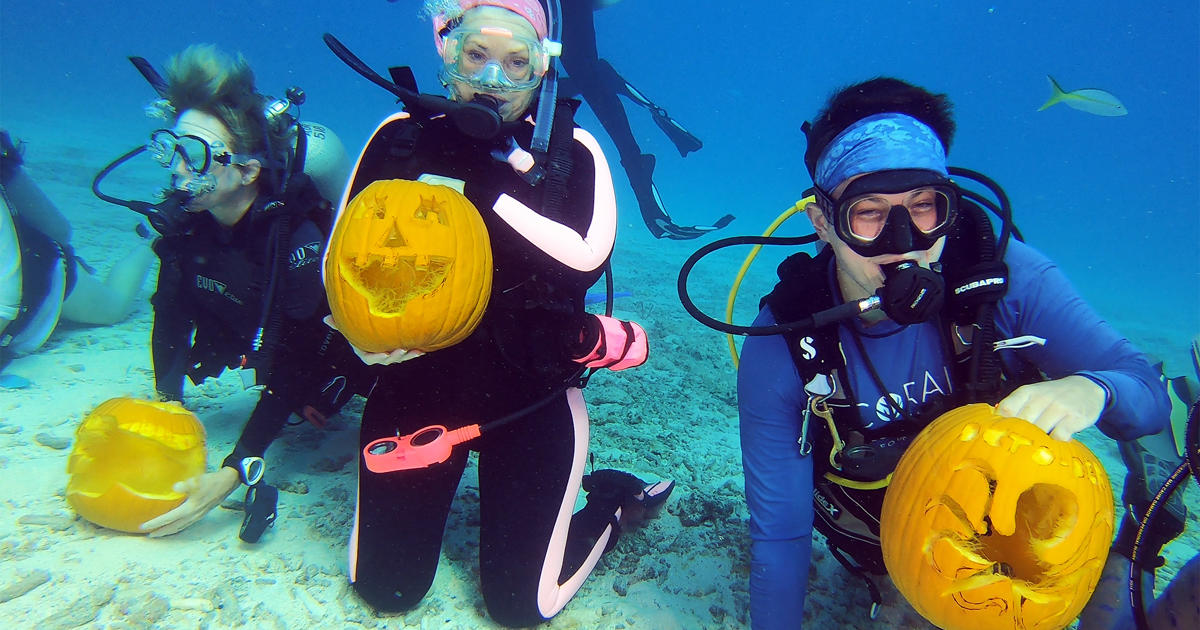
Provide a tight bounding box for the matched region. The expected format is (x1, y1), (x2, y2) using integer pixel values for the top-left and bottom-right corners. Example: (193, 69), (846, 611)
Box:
(880, 403), (1113, 630)
(66, 398), (207, 533)
(324, 179), (492, 353)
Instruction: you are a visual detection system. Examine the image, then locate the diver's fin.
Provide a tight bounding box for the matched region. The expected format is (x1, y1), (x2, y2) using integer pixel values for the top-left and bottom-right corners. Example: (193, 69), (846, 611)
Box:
(622, 154), (734, 240)
(650, 107), (703, 157)
(613, 69), (703, 157)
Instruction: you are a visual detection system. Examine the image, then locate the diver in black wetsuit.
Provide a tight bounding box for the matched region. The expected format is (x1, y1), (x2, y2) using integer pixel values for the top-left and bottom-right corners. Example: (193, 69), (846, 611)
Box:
(107, 45), (377, 539)
(340, 2), (673, 626)
(557, 0), (734, 239)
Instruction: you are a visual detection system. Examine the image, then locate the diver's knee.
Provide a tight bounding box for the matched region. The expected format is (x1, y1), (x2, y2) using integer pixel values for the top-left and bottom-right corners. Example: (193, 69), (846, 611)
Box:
(351, 576), (429, 614)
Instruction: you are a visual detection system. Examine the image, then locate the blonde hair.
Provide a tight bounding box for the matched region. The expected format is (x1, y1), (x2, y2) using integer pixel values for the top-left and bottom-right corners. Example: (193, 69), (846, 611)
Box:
(164, 44), (267, 155)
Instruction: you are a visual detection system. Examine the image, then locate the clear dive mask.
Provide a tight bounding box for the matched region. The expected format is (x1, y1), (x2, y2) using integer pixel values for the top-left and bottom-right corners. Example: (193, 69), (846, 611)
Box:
(810, 169), (959, 258)
(439, 26), (552, 93)
(147, 129), (257, 197)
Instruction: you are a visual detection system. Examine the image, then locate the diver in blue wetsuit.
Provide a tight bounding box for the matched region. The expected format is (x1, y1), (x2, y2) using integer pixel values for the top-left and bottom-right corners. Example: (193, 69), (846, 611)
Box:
(734, 78), (1170, 629)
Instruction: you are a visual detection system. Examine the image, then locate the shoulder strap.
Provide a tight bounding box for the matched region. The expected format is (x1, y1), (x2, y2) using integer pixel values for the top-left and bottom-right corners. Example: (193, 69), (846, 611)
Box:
(760, 247), (844, 382)
(939, 198), (1011, 404)
(537, 98), (580, 222)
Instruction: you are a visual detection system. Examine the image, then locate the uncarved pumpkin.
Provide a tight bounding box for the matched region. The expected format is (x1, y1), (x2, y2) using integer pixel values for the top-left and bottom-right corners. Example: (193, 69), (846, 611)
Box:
(880, 403), (1113, 630)
(323, 179), (492, 353)
(66, 398), (207, 533)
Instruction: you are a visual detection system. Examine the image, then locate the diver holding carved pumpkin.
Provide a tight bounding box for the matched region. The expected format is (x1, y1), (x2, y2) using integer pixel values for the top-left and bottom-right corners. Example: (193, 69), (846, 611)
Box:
(93, 44), (377, 540)
(721, 79), (1171, 629)
(324, 1), (671, 626)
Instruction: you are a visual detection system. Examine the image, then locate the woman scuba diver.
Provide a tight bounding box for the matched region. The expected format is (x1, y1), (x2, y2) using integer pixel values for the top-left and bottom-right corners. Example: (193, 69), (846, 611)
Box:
(93, 44), (374, 542)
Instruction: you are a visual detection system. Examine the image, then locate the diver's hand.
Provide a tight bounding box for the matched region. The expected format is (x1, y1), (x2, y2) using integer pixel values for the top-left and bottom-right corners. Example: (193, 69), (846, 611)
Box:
(323, 315), (425, 365)
(996, 375), (1107, 441)
(140, 467), (240, 537)
(350, 346), (426, 365)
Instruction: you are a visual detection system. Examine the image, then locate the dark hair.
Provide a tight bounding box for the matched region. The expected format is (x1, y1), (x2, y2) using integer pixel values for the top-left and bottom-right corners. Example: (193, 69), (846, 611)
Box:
(802, 77), (956, 178)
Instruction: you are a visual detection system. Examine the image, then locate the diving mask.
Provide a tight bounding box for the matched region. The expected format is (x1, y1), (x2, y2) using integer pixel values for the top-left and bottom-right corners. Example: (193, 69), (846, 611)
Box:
(811, 169), (959, 258)
(439, 26), (553, 93)
(147, 129), (255, 177)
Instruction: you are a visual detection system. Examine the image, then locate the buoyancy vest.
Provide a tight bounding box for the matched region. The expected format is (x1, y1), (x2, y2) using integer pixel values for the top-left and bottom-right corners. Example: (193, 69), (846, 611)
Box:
(154, 175), (332, 383)
(757, 198), (1015, 607)
(348, 99), (604, 382)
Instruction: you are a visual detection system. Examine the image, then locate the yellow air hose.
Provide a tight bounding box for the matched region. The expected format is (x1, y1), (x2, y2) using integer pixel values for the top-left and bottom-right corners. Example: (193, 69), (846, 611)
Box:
(725, 195), (816, 368)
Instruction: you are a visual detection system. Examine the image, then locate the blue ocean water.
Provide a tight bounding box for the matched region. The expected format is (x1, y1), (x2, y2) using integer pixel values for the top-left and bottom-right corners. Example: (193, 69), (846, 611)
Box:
(3, 0), (1195, 362)
(1, 1), (1197, 627)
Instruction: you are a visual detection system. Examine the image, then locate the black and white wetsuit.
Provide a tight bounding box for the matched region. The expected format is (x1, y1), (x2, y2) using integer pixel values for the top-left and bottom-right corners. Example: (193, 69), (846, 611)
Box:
(344, 105), (623, 627)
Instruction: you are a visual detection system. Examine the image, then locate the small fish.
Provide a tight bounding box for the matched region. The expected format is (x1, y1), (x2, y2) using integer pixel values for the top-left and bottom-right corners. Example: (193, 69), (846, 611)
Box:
(1038, 76), (1127, 116)
(584, 290), (633, 305)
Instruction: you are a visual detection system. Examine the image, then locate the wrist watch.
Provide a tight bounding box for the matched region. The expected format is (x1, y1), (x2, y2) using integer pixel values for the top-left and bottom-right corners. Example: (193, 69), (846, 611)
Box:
(236, 457), (266, 487)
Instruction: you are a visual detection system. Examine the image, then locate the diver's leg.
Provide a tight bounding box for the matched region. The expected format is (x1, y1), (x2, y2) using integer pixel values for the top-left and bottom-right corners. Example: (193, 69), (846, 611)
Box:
(349, 370), (469, 612)
(61, 243), (155, 325)
(478, 387), (621, 627)
(1146, 553), (1200, 628)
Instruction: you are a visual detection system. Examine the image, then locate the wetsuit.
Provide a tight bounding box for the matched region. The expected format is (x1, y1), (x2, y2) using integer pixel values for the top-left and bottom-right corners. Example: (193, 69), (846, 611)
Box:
(150, 177), (376, 468)
(737, 238), (1170, 630)
(346, 106), (621, 627)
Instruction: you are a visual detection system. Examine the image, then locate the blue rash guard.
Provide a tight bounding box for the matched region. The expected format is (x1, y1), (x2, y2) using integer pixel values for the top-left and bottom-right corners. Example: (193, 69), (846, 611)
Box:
(737, 238), (1169, 630)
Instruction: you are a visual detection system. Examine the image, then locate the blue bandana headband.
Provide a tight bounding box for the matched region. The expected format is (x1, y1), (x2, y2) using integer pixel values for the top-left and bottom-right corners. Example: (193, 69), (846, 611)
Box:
(813, 113), (948, 193)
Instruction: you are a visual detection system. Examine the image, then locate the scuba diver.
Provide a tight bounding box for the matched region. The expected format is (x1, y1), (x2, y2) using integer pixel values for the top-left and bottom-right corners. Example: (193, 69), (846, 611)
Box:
(92, 44), (375, 542)
(333, 1), (673, 625)
(677, 77), (1170, 629)
(1, 129), (155, 378)
(556, 0), (733, 240)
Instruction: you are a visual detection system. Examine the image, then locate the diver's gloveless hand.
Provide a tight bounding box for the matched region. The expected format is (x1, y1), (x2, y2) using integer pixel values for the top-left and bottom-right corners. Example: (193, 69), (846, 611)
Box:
(996, 375), (1107, 441)
(140, 467), (240, 537)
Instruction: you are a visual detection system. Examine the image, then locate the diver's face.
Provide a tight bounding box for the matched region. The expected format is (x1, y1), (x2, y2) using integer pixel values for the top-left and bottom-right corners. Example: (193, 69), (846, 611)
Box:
(808, 175), (946, 306)
(447, 7), (539, 122)
(171, 110), (259, 226)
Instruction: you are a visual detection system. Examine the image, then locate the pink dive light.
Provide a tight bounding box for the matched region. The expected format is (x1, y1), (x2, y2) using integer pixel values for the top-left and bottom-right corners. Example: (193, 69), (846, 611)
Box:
(363, 424), (483, 472)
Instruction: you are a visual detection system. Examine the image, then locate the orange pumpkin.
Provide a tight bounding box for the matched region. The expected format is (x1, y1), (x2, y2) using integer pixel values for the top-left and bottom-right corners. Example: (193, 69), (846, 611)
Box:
(323, 179), (492, 353)
(880, 403), (1113, 630)
(66, 398), (207, 533)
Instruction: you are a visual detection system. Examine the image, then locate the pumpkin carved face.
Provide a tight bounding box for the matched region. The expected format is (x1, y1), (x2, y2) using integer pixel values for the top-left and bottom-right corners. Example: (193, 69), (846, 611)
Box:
(66, 398), (207, 533)
(880, 404), (1113, 630)
(323, 179), (492, 353)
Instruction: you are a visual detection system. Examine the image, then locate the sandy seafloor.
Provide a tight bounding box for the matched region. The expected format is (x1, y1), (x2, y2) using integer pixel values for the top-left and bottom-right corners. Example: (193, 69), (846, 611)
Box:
(0, 125), (1197, 630)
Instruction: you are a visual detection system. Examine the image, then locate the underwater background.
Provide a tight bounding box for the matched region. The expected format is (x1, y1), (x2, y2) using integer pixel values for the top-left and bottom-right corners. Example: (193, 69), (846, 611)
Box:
(1, 1), (1197, 628)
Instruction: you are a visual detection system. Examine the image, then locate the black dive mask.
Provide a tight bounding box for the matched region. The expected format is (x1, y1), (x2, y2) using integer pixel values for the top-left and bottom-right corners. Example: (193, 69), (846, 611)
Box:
(878, 261), (945, 325)
(813, 169), (958, 258)
(92, 145), (196, 236)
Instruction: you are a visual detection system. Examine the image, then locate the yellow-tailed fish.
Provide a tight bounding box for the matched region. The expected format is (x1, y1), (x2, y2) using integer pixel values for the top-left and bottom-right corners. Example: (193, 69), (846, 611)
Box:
(1038, 75), (1127, 116)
